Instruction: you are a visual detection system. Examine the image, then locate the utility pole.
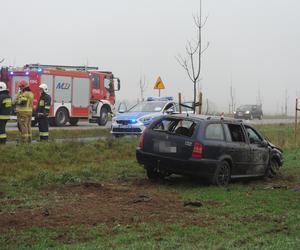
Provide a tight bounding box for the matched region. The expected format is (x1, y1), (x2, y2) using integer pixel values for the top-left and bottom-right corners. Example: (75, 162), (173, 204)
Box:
(285, 89), (288, 117)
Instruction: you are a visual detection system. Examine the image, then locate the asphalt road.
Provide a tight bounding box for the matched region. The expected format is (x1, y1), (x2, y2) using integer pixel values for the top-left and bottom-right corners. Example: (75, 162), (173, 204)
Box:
(6, 118), (296, 131)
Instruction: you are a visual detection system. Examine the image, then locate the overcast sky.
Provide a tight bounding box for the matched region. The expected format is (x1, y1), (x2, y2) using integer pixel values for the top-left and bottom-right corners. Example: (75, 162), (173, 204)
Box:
(1, 0), (299, 114)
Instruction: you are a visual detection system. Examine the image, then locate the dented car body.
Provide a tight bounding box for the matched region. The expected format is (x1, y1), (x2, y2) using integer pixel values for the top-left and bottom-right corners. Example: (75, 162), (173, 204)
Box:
(136, 114), (284, 186)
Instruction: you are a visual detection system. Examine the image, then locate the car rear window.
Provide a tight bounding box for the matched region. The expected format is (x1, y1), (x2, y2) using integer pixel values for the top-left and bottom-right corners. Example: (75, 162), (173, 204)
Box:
(152, 118), (198, 137)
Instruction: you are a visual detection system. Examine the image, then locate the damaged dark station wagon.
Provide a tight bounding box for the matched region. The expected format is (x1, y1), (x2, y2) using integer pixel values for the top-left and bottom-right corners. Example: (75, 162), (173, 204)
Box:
(136, 114), (284, 186)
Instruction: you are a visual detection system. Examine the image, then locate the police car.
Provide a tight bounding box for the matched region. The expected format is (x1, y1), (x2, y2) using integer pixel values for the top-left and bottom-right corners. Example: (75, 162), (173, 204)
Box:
(111, 97), (177, 136)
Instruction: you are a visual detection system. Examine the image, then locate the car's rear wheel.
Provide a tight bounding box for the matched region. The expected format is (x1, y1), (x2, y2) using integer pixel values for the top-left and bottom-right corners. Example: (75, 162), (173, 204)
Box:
(212, 161), (231, 186)
(146, 167), (160, 180)
(266, 158), (280, 178)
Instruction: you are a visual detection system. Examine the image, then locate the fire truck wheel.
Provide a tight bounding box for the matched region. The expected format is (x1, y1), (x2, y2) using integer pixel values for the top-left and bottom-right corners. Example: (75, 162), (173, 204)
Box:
(55, 108), (69, 127)
(49, 118), (56, 127)
(69, 118), (79, 126)
(98, 107), (109, 126)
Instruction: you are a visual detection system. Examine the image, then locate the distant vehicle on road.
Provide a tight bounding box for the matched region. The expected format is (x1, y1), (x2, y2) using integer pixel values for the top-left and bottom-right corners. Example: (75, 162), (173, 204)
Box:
(111, 97), (177, 136)
(234, 105), (263, 120)
(136, 114), (283, 186)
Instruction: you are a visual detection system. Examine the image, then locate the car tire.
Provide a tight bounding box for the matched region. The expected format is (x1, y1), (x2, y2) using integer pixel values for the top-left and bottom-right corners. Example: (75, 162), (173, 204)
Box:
(69, 118), (79, 126)
(98, 107), (109, 126)
(146, 167), (160, 180)
(212, 161), (231, 186)
(266, 158), (280, 178)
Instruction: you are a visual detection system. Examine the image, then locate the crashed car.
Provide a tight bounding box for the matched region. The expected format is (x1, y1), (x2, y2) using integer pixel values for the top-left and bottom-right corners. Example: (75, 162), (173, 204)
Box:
(136, 114), (283, 186)
(111, 97), (177, 136)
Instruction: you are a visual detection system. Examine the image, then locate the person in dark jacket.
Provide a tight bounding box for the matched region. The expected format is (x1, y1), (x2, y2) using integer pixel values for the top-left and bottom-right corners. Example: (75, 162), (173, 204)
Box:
(36, 84), (51, 141)
(37, 83), (51, 141)
(0, 81), (12, 144)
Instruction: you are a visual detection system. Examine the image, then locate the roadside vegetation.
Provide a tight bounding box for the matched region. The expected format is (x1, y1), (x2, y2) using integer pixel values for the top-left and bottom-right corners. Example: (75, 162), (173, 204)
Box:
(6, 128), (110, 142)
(0, 125), (300, 249)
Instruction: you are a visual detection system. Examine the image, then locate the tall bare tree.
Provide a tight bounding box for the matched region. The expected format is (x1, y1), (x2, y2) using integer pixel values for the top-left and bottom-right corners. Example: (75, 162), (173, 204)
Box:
(176, 0), (209, 113)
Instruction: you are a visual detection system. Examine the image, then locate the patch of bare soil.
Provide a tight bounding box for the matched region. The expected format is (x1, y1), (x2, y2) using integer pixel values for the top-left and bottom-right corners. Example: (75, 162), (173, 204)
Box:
(0, 180), (217, 233)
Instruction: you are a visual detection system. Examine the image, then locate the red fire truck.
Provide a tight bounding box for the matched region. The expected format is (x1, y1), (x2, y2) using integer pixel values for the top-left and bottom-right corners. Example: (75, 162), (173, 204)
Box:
(0, 64), (120, 126)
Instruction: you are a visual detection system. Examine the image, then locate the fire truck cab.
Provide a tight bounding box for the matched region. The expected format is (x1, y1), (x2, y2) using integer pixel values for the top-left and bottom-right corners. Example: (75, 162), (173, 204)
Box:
(0, 64), (120, 126)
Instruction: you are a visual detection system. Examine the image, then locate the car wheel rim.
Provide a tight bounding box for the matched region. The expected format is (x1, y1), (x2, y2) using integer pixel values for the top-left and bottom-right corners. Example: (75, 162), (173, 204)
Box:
(271, 160), (279, 172)
(218, 165), (229, 185)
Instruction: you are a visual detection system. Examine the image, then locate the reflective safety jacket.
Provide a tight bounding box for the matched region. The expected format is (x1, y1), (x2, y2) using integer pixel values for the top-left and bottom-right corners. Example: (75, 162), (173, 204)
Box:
(37, 92), (51, 117)
(16, 90), (34, 113)
(0, 90), (12, 120)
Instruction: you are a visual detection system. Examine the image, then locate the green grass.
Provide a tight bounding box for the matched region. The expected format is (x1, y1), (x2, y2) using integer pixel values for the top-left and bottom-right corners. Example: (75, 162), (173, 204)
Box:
(1, 126), (300, 249)
(6, 127), (110, 141)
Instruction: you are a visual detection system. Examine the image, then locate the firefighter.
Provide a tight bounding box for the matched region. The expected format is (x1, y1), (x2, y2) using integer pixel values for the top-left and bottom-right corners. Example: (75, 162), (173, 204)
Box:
(0, 82), (12, 144)
(16, 81), (34, 143)
(36, 84), (51, 141)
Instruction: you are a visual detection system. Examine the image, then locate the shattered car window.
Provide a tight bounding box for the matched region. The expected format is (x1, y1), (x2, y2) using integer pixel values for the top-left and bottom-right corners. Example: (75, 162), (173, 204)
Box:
(152, 118), (198, 137)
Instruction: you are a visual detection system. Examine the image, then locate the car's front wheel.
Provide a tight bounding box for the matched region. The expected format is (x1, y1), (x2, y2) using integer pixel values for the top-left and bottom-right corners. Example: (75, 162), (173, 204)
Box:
(212, 161), (231, 186)
(266, 158), (280, 178)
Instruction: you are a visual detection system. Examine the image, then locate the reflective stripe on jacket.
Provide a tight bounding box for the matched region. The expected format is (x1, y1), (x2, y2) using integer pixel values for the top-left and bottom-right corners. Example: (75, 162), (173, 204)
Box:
(16, 91), (34, 113)
(0, 91), (12, 118)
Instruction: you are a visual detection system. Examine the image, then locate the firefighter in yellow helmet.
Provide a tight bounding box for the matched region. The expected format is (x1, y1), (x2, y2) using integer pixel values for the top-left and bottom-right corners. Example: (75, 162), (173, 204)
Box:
(0, 82), (12, 144)
(16, 80), (34, 143)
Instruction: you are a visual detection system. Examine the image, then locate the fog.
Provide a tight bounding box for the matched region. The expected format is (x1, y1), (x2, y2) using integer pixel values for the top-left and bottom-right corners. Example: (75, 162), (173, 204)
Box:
(1, 0), (300, 114)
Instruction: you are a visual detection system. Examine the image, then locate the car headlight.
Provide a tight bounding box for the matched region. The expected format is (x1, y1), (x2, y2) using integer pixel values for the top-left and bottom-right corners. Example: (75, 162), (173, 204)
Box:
(112, 117), (117, 122)
(245, 111), (250, 114)
(233, 111), (236, 114)
(139, 116), (154, 123)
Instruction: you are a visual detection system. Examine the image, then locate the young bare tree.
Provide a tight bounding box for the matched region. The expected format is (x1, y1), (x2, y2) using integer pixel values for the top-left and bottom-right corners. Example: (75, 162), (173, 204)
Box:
(0, 58), (4, 64)
(138, 75), (148, 102)
(176, 0), (209, 113)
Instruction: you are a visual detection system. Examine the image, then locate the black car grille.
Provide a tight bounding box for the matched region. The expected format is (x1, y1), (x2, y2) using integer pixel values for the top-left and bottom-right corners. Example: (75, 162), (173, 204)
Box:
(116, 120), (137, 125)
(113, 128), (142, 133)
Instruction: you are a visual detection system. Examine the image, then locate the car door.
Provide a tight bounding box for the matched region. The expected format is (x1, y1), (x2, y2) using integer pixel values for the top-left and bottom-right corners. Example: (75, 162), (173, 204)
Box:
(223, 123), (251, 176)
(244, 125), (269, 175)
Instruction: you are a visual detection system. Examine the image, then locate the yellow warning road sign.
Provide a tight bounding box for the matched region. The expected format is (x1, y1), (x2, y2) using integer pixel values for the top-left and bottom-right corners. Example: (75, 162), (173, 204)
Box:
(154, 76), (165, 90)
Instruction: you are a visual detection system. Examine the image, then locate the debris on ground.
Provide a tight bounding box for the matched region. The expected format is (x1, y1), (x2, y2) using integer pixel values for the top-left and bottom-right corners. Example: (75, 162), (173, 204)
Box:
(132, 194), (151, 203)
(183, 200), (203, 207)
(264, 185), (288, 190)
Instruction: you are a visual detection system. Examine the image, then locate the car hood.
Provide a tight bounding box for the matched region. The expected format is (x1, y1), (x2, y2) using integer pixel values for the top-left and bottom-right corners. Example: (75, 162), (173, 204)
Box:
(267, 140), (283, 152)
(115, 112), (158, 120)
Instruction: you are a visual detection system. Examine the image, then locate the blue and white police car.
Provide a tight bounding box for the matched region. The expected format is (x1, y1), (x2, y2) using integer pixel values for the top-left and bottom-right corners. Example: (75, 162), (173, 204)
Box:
(111, 97), (177, 136)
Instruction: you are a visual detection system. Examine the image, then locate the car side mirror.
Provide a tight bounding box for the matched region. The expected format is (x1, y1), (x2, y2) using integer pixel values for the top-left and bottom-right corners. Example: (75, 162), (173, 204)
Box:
(165, 108), (174, 114)
(260, 140), (268, 147)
